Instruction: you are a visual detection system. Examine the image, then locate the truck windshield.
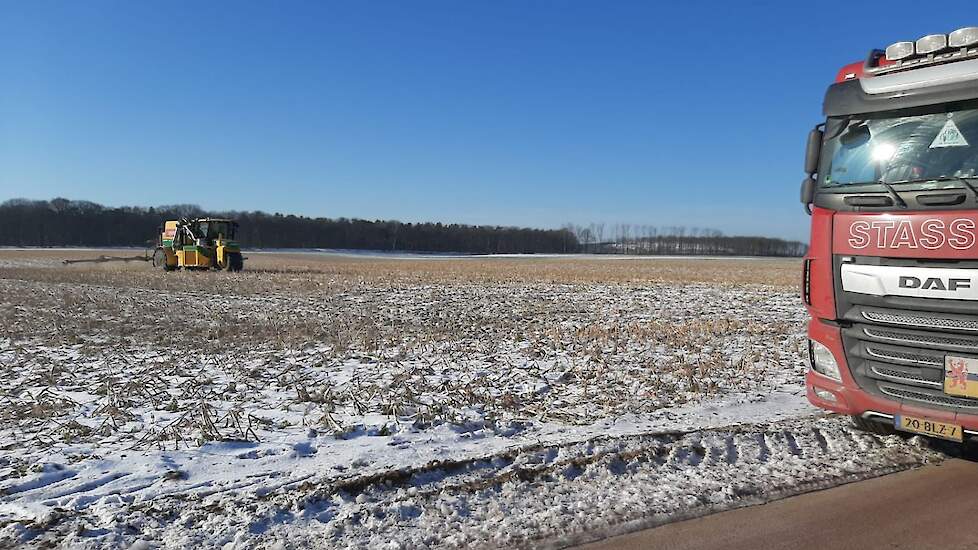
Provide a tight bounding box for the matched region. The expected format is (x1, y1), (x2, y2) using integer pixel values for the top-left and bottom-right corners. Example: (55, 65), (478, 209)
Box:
(821, 102), (978, 187)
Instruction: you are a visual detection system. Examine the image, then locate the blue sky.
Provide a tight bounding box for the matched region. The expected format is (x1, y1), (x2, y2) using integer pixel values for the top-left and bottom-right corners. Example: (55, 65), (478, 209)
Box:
(1, 1), (974, 241)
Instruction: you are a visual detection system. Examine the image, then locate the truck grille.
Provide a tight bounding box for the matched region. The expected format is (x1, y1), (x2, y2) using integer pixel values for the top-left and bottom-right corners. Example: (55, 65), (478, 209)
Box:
(869, 365), (943, 388)
(864, 346), (942, 366)
(860, 309), (978, 332)
(878, 384), (978, 410)
(842, 305), (978, 413)
(862, 327), (978, 351)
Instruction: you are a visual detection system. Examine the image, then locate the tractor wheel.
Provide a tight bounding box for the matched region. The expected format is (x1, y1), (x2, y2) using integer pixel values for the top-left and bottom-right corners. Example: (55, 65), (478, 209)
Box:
(228, 252), (243, 272)
(153, 248), (177, 271)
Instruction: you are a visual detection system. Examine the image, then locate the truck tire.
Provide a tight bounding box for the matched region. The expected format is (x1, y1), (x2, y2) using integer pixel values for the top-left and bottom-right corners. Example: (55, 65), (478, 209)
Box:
(228, 252), (243, 272)
(851, 415), (896, 436)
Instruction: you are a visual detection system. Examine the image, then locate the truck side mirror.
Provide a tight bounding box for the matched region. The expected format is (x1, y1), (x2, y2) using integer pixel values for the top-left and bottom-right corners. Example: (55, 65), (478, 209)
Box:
(804, 127), (823, 176)
(800, 176), (815, 215)
(801, 125), (823, 215)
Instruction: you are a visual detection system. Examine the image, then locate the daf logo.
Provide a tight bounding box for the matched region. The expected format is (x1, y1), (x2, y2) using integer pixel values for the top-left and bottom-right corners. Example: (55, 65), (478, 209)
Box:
(898, 276), (972, 291)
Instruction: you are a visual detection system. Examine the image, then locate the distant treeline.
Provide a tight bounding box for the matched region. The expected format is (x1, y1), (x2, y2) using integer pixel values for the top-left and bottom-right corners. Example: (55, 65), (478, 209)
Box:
(0, 198), (806, 257)
(565, 223), (808, 257)
(598, 236), (807, 256)
(0, 198), (577, 254)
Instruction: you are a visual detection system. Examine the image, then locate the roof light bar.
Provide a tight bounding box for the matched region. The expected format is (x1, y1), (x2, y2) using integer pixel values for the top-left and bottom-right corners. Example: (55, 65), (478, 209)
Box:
(870, 27), (978, 77)
(950, 27), (978, 48)
(885, 41), (915, 61)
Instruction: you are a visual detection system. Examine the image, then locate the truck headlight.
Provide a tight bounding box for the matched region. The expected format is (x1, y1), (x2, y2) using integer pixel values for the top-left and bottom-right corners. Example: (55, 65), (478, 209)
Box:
(809, 340), (841, 381)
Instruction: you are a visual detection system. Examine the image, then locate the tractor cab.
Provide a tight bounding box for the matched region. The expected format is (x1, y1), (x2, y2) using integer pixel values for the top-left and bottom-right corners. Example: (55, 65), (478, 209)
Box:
(196, 219), (238, 243)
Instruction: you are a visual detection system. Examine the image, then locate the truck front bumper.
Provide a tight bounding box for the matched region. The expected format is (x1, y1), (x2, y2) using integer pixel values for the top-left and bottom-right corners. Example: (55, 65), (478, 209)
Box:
(805, 318), (978, 435)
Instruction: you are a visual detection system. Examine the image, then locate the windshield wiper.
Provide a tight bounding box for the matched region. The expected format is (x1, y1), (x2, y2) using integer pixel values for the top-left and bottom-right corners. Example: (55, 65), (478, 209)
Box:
(956, 177), (978, 201)
(877, 180), (908, 209)
(887, 176), (978, 201)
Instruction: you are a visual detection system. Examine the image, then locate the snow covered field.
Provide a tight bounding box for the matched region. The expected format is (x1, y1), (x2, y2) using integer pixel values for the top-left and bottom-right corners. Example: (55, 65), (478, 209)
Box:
(0, 252), (945, 548)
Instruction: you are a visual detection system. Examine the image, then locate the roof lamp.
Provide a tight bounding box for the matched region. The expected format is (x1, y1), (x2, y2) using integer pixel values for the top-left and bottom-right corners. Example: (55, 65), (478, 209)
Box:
(916, 34), (948, 55)
(885, 41), (915, 61)
(949, 27), (978, 48)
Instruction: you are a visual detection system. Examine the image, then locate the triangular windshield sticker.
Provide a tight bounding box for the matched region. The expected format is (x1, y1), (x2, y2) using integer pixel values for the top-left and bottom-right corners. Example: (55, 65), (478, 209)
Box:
(930, 118), (970, 148)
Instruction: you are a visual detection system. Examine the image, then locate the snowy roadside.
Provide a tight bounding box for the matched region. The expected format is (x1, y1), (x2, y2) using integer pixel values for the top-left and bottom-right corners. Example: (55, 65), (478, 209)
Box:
(0, 385), (946, 549)
(1, 405), (943, 549)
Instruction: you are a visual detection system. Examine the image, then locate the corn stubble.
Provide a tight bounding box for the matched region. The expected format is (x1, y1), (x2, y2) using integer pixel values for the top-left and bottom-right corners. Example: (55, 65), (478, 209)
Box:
(0, 251), (805, 471)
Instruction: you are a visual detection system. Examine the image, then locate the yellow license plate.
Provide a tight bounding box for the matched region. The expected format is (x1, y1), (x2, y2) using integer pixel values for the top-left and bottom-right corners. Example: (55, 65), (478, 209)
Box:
(894, 415), (963, 442)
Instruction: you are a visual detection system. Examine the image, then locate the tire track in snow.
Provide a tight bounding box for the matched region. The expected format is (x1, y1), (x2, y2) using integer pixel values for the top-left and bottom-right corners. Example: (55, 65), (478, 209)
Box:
(1, 416), (946, 550)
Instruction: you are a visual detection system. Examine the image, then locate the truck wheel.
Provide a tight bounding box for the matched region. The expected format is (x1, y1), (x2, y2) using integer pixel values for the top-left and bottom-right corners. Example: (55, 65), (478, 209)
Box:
(228, 252), (243, 272)
(851, 415), (896, 436)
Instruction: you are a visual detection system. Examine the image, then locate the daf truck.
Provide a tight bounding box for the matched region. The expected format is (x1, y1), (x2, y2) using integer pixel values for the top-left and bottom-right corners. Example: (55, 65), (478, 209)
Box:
(801, 27), (978, 442)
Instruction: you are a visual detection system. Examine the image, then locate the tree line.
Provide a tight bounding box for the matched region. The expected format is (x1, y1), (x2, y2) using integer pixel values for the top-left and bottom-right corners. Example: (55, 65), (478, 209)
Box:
(564, 223), (808, 257)
(0, 198), (577, 254)
(0, 198), (806, 257)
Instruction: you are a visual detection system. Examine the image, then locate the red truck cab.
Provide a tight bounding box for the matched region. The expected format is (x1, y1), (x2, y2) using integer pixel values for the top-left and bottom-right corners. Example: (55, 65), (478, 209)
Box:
(801, 27), (978, 442)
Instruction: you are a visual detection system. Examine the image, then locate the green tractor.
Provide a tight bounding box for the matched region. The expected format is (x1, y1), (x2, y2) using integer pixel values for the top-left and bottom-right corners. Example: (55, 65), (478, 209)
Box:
(152, 218), (244, 271)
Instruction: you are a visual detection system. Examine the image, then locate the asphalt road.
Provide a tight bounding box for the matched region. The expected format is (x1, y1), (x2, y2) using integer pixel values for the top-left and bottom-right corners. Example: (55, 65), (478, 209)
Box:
(576, 459), (978, 550)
